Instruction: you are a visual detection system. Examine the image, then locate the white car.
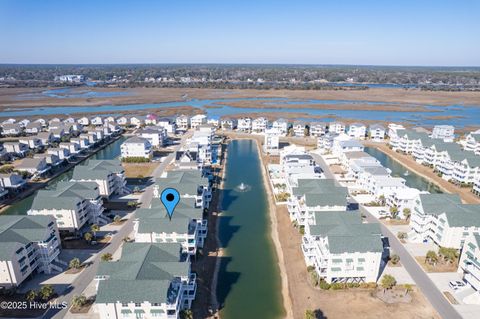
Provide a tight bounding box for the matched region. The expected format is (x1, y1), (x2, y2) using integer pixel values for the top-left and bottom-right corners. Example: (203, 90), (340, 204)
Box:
(449, 280), (466, 290)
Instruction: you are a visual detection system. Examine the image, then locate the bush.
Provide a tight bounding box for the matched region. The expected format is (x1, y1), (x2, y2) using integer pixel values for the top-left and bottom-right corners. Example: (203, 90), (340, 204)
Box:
(319, 280), (331, 290)
(390, 254), (400, 265)
(121, 156), (151, 163)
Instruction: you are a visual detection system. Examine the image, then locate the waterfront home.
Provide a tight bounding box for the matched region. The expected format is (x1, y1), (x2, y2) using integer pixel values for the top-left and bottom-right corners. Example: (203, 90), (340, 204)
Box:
(47, 147), (71, 161)
(186, 130), (214, 165)
(116, 116), (128, 126)
(50, 127), (66, 141)
(64, 117), (76, 124)
(237, 117), (252, 132)
(264, 128), (280, 155)
(432, 125), (455, 142)
(386, 187), (424, 217)
(71, 159), (129, 198)
(139, 127), (167, 147)
(272, 119), (289, 136)
(129, 115), (146, 128)
(134, 206), (203, 254)
(70, 136), (90, 150)
(25, 122), (43, 134)
(280, 149), (322, 192)
(121, 136), (153, 159)
(293, 121), (307, 137)
(33, 153), (62, 167)
(18, 136), (42, 150)
(154, 170), (211, 209)
(4, 141), (29, 157)
(288, 179), (348, 226)
(16, 158), (49, 177)
(145, 113), (159, 125)
(0, 215), (64, 288)
(348, 123), (367, 140)
(342, 151), (384, 178)
(91, 116), (103, 126)
(156, 117), (176, 134)
(220, 119), (237, 130)
(81, 132), (97, 145)
(65, 122), (82, 133)
(190, 114), (207, 129)
(77, 116), (90, 126)
(34, 118), (47, 127)
(302, 211), (383, 283)
(457, 233), (480, 299)
(369, 124), (386, 141)
(409, 193), (480, 249)
(176, 115), (190, 131)
(332, 137), (364, 156)
(60, 142), (81, 155)
(95, 243), (193, 319)
(1, 118), (15, 125)
(103, 116), (116, 124)
(252, 117), (268, 134)
(18, 119), (30, 127)
(387, 123), (405, 138)
(0, 173), (26, 193)
(328, 122), (346, 134)
(48, 120), (63, 130)
(309, 122), (327, 137)
(37, 131), (53, 146)
(28, 181), (107, 232)
(460, 132), (480, 155)
(175, 150), (200, 170)
(389, 129), (429, 154)
(316, 133), (337, 154)
(207, 118), (219, 128)
(1, 123), (23, 136)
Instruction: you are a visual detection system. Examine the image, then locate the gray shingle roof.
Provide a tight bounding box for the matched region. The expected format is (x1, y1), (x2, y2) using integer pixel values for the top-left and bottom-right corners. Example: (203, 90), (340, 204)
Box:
(419, 194), (480, 227)
(72, 159), (124, 180)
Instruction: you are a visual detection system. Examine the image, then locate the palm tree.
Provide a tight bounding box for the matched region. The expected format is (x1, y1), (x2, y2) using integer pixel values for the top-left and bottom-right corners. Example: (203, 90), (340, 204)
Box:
(305, 309), (316, 319)
(404, 284), (413, 295)
(380, 275), (396, 293)
(90, 224), (100, 238)
(113, 215), (122, 224)
(439, 247), (459, 264)
(397, 232), (407, 240)
(25, 290), (37, 302)
(39, 285), (55, 301)
(378, 195), (386, 206)
(69, 258), (81, 270)
(101, 253), (113, 262)
(390, 254), (400, 265)
(389, 206), (399, 219)
(84, 232), (93, 242)
(71, 294), (87, 309)
(403, 208), (411, 221)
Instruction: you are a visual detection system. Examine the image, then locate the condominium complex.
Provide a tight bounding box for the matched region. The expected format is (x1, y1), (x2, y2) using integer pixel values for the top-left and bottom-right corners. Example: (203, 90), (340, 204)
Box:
(0, 216), (64, 288)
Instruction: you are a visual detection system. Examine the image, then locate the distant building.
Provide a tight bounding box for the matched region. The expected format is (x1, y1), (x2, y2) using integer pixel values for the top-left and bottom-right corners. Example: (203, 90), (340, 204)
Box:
(54, 74), (85, 83)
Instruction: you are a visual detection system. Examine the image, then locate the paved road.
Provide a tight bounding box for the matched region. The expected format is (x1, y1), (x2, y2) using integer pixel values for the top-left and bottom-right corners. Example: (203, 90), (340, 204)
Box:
(312, 152), (461, 319)
(49, 132), (191, 318)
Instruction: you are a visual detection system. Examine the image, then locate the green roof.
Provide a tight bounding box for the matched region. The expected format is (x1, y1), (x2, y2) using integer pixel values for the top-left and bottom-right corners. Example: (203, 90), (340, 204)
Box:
(30, 181), (99, 210)
(308, 211), (383, 254)
(0, 216), (53, 258)
(72, 159), (124, 180)
(419, 194), (480, 227)
(96, 280), (176, 304)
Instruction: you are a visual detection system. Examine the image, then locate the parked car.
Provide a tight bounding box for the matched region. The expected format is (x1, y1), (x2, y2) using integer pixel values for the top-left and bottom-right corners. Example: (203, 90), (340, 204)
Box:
(449, 280), (466, 290)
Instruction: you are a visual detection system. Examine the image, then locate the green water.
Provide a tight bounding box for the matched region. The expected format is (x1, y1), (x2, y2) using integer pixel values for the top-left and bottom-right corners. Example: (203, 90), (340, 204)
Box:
(2, 136), (126, 215)
(217, 140), (284, 319)
(364, 146), (442, 194)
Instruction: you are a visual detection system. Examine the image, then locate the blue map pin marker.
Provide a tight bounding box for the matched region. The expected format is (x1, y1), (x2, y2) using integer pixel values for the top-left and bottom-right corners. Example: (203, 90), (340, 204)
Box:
(161, 188), (180, 220)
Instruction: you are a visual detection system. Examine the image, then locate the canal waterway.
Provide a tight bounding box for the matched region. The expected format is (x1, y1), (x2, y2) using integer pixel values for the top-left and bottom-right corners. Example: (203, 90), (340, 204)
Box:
(2, 136), (126, 215)
(217, 139), (284, 319)
(364, 146), (442, 194)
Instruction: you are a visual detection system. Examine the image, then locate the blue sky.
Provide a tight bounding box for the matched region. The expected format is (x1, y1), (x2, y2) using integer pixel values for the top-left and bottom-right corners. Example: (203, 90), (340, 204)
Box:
(0, 0), (479, 66)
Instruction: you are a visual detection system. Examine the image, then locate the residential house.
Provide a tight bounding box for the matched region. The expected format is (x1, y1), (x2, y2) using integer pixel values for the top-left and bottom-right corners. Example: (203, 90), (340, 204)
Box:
(25, 122), (43, 134)
(369, 124), (386, 141)
(309, 122), (327, 137)
(220, 119), (237, 131)
(293, 121), (307, 137)
(1, 123), (23, 136)
(3, 142), (29, 157)
(18, 136), (42, 150)
(348, 123), (367, 140)
(237, 117), (252, 132)
(432, 125), (455, 142)
(272, 119), (289, 136)
(328, 122), (346, 134)
(120, 137), (153, 159)
(252, 117), (268, 134)
(176, 115), (189, 131)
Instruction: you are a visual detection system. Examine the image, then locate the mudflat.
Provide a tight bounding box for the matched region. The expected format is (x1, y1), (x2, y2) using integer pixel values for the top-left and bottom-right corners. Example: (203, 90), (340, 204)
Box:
(2, 87), (480, 109)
